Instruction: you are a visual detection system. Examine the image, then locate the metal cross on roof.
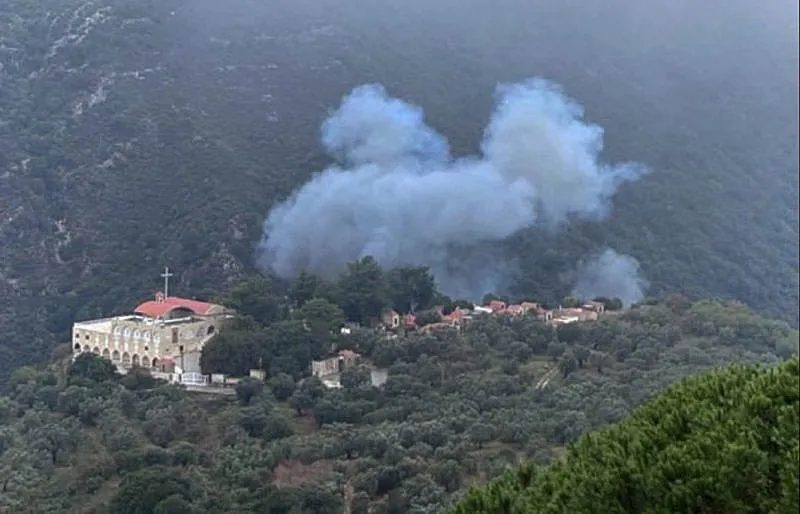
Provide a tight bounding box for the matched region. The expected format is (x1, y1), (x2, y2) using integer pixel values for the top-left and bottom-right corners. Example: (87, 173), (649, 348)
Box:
(161, 267), (174, 298)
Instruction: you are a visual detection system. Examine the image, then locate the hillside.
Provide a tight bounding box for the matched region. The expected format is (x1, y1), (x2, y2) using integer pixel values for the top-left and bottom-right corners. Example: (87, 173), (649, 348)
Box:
(451, 355), (800, 514)
(1, 290), (797, 513)
(0, 0), (797, 385)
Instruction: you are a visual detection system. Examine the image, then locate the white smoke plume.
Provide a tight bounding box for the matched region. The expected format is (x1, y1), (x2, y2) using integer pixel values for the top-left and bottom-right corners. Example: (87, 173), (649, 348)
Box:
(571, 248), (649, 306)
(258, 78), (648, 299)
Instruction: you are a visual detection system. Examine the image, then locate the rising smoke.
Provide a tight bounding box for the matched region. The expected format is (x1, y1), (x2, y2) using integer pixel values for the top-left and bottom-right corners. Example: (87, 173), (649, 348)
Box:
(258, 78), (649, 299)
(571, 249), (649, 306)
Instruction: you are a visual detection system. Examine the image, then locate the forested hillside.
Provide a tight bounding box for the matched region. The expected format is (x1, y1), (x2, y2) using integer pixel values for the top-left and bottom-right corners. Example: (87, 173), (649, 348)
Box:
(1, 0), (797, 387)
(452, 356), (800, 514)
(0, 282), (797, 513)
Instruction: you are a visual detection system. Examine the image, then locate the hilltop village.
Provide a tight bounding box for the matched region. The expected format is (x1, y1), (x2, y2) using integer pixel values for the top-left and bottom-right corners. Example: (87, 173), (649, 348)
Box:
(71, 265), (620, 392)
(309, 299), (610, 389)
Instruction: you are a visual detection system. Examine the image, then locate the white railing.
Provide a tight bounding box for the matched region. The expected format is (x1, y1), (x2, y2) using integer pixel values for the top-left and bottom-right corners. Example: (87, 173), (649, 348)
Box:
(176, 372), (208, 386)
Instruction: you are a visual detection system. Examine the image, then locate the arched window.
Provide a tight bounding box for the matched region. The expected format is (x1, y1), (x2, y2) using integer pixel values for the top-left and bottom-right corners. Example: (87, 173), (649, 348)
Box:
(132, 354), (140, 367)
(102, 349), (110, 358)
(134, 330), (142, 340)
(123, 327), (132, 338)
(144, 331), (152, 341)
(122, 353), (130, 366)
(152, 357), (160, 369)
(141, 355), (150, 368)
(112, 350), (120, 361)
(113, 326), (122, 335)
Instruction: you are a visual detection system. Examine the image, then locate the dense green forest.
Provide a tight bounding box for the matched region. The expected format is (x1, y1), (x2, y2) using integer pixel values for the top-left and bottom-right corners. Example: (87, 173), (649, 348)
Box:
(452, 356), (799, 514)
(1, 260), (797, 512)
(0, 0), (797, 388)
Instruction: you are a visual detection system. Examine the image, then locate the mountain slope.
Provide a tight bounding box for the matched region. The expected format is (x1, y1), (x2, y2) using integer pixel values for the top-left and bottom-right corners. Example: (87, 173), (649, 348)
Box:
(1, 0), (797, 384)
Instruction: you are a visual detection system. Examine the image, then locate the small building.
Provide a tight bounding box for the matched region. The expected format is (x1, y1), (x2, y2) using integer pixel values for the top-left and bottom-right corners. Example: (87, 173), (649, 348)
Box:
(488, 300), (507, 313)
(550, 307), (598, 325)
(583, 301), (605, 314)
(311, 349), (361, 378)
(504, 305), (524, 316)
(382, 309), (401, 330)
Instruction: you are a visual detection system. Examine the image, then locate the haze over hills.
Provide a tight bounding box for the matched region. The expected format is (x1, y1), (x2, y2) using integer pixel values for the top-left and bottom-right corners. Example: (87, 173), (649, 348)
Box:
(0, 0), (798, 383)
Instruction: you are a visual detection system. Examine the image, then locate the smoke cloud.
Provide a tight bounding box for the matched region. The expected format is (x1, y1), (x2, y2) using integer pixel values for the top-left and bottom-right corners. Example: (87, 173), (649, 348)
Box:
(571, 249), (649, 306)
(258, 78), (648, 299)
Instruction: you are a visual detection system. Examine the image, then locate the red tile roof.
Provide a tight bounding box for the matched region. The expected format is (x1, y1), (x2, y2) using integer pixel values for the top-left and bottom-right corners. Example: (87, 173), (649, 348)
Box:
(135, 296), (222, 318)
(488, 300), (507, 312)
(505, 305), (524, 315)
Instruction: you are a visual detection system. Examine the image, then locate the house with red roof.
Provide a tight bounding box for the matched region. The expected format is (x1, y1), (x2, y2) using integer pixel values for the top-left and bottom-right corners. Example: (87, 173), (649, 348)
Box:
(381, 309), (401, 330)
(72, 280), (235, 385)
(487, 300), (507, 313)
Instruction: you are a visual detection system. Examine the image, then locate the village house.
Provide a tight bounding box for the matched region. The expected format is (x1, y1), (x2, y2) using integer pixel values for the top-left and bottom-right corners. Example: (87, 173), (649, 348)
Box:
(488, 300), (507, 313)
(311, 349), (360, 378)
(381, 309), (401, 330)
(550, 307), (600, 325)
(402, 314), (418, 333)
(583, 301), (605, 313)
(71, 269), (235, 386)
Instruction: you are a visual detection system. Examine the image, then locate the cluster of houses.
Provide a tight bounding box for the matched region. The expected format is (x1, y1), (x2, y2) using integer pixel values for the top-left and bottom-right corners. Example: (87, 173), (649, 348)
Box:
(309, 298), (607, 388)
(379, 299), (605, 335)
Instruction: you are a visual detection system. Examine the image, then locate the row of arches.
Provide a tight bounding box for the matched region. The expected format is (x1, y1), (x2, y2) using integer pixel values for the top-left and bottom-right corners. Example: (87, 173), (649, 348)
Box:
(74, 344), (172, 372)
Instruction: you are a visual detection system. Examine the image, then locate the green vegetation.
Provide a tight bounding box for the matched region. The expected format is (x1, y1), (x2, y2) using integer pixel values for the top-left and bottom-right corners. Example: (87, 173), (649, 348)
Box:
(1, 265), (796, 512)
(0, 0), (797, 391)
(452, 356), (800, 514)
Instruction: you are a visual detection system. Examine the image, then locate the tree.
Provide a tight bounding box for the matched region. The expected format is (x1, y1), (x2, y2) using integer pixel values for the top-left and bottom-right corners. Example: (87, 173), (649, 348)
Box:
(112, 468), (192, 514)
(289, 389), (314, 416)
(386, 266), (436, 313)
(67, 353), (119, 385)
(414, 309), (442, 327)
(338, 256), (389, 324)
(573, 346), (590, 368)
(225, 278), (286, 327)
(154, 495), (194, 514)
(200, 330), (265, 377)
(469, 423), (494, 449)
(31, 421), (79, 464)
(235, 378), (264, 406)
(558, 351), (578, 378)
(269, 372), (296, 401)
(289, 271), (325, 308)
(561, 296), (579, 308)
(341, 366), (370, 390)
(295, 297), (345, 346)
(263, 319), (317, 376)
(120, 366), (160, 391)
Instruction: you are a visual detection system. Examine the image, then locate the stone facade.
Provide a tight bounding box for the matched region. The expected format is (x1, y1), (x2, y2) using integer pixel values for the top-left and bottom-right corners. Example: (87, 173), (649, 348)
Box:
(72, 294), (233, 374)
(311, 349), (360, 378)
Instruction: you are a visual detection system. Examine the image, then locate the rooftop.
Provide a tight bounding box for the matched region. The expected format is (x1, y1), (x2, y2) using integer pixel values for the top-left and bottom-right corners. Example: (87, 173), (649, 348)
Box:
(134, 295), (225, 319)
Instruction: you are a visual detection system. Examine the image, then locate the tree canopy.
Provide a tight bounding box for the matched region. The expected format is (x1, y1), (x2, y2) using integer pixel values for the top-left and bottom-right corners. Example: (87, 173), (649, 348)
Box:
(452, 356), (800, 514)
